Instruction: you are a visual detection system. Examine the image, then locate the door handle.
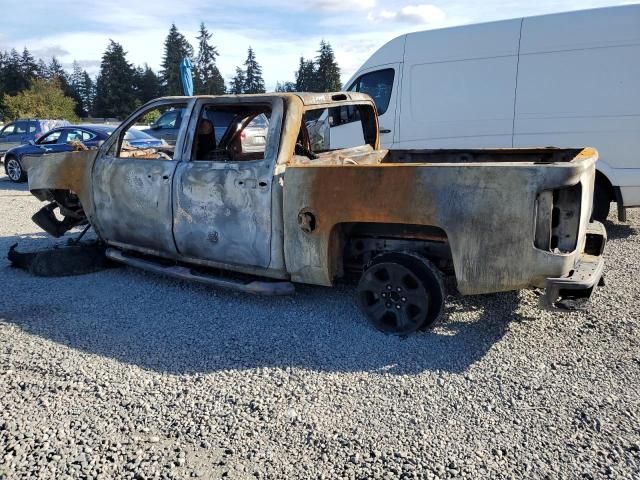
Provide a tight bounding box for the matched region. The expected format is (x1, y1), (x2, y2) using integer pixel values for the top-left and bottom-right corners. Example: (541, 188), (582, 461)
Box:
(379, 128), (391, 134)
(236, 178), (257, 189)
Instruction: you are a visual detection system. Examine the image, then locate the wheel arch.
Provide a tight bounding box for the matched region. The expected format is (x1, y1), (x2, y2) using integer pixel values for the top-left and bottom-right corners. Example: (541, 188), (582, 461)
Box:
(328, 221), (453, 282)
(595, 169), (614, 201)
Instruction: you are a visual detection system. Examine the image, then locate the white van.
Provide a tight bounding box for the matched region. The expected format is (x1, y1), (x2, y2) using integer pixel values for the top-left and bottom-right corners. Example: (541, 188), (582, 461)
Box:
(345, 5), (640, 221)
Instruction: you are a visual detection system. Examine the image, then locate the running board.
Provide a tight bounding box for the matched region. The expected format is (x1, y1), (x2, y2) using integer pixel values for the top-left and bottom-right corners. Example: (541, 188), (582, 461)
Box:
(105, 248), (295, 296)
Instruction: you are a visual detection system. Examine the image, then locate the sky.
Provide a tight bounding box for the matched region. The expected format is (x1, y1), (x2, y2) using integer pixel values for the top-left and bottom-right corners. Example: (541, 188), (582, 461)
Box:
(0, 0), (637, 90)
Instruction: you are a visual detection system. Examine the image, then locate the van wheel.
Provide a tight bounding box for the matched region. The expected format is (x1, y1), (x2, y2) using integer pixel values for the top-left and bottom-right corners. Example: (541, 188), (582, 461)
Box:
(5, 157), (26, 183)
(592, 176), (611, 222)
(356, 252), (445, 335)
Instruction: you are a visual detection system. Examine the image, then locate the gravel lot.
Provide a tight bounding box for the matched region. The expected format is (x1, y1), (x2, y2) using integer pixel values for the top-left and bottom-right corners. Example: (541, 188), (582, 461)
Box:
(0, 174), (639, 479)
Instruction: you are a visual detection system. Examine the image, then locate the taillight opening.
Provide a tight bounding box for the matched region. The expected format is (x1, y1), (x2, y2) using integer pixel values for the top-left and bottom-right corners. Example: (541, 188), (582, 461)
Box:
(535, 183), (582, 253)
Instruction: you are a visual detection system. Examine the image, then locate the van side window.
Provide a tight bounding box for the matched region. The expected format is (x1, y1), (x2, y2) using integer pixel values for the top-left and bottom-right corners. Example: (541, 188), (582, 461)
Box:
(349, 68), (395, 115)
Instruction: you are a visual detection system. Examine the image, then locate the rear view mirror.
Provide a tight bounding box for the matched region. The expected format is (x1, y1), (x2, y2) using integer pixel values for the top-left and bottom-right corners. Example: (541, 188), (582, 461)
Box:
(150, 123), (160, 130)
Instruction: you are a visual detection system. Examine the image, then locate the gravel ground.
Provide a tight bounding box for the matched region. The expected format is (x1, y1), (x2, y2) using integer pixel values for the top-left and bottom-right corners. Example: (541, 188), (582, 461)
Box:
(0, 174), (639, 479)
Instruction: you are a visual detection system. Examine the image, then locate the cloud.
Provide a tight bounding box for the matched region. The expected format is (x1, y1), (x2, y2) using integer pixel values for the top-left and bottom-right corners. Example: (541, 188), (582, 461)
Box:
(310, 0), (376, 11)
(368, 4), (446, 25)
(31, 45), (70, 59)
(61, 59), (101, 70)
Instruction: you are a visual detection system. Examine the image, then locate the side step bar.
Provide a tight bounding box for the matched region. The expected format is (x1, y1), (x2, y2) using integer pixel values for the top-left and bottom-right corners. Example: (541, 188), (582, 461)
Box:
(105, 248), (295, 296)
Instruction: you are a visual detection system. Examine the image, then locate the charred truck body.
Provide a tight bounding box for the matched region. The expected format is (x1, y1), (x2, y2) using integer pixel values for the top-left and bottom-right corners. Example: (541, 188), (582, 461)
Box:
(24, 93), (606, 334)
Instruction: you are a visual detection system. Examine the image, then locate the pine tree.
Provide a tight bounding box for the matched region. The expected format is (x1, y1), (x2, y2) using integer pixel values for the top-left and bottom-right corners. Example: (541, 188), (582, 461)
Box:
(194, 23), (225, 95)
(46, 57), (81, 112)
(70, 61), (84, 91)
(69, 61), (88, 117)
(20, 48), (39, 86)
(0, 51), (8, 98)
(295, 57), (317, 92)
(243, 47), (265, 94)
(314, 41), (341, 92)
(229, 67), (245, 94)
(160, 24), (194, 96)
(275, 81), (296, 92)
(46, 57), (67, 82)
(0, 48), (37, 95)
(36, 59), (48, 79)
(94, 40), (137, 119)
(134, 64), (162, 104)
(80, 71), (95, 117)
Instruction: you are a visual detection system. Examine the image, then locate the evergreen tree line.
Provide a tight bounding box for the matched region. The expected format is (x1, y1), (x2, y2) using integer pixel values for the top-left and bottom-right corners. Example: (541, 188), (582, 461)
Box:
(275, 41), (342, 94)
(0, 22), (342, 121)
(0, 48), (95, 118)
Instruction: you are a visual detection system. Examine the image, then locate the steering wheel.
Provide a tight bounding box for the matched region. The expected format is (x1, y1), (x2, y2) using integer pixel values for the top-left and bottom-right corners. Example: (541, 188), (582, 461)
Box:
(295, 142), (318, 160)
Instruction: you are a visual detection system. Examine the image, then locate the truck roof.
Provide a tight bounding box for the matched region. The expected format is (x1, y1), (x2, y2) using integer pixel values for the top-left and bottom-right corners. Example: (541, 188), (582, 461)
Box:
(153, 92), (373, 107)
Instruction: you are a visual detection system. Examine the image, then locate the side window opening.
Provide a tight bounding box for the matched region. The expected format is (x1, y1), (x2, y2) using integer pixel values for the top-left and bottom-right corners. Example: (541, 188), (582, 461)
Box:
(14, 122), (28, 135)
(0, 124), (16, 136)
(109, 103), (186, 160)
(350, 69), (395, 115)
(38, 131), (63, 145)
(81, 131), (94, 142)
(65, 129), (86, 143)
(191, 105), (271, 162)
(300, 104), (377, 156)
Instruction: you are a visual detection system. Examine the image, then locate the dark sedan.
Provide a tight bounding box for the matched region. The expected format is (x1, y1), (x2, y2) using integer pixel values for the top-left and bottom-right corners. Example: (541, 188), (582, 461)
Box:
(3, 125), (165, 183)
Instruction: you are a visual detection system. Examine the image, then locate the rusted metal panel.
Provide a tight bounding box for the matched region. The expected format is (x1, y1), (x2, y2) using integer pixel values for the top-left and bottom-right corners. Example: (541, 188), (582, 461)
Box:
(282, 149), (597, 294)
(173, 161), (273, 267)
(25, 149), (97, 219)
(92, 155), (178, 254)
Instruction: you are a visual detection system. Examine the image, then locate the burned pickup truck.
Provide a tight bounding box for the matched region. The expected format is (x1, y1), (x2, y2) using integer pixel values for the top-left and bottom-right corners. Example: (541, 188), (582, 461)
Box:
(24, 92), (606, 334)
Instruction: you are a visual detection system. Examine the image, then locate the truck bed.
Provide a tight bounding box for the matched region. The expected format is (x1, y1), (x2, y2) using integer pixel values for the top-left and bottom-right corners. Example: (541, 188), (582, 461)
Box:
(284, 146), (598, 293)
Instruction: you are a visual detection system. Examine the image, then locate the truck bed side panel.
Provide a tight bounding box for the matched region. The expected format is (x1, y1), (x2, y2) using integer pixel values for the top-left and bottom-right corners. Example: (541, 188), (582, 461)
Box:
(283, 161), (594, 294)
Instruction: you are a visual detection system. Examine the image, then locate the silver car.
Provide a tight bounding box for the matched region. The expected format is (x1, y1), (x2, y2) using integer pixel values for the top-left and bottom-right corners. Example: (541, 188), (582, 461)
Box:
(240, 114), (269, 153)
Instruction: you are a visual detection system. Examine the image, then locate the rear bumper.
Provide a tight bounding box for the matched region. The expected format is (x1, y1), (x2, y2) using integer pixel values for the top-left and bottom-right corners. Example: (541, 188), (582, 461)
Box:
(541, 221), (607, 310)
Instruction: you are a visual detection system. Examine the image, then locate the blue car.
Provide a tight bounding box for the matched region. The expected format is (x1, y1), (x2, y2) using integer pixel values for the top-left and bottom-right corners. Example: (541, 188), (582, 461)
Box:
(3, 124), (164, 183)
(0, 119), (70, 156)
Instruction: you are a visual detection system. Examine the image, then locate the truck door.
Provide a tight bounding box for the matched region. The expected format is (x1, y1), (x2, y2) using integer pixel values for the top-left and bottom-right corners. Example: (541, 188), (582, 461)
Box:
(347, 66), (399, 148)
(172, 97), (283, 269)
(92, 100), (191, 255)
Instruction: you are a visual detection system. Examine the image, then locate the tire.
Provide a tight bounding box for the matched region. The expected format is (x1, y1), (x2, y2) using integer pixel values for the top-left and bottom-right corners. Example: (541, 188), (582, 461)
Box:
(356, 252), (445, 335)
(5, 156), (27, 183)
(592, 176), (611, 222)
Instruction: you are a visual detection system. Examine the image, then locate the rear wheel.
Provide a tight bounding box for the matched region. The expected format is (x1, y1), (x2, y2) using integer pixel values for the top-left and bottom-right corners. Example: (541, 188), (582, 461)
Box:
(5, 157), (26, 183)
(592, 176), (611, 222)
(356, 252), (445, 335)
